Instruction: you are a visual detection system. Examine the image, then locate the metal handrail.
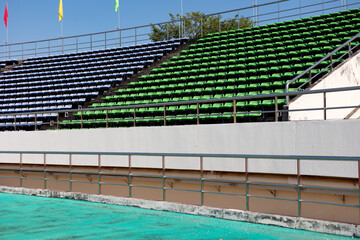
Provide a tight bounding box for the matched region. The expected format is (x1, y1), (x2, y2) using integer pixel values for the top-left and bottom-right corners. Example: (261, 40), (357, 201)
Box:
(285, 32), (360, 104)
(0, 85), (359, 118)
(0, 150), (359, 224)
(0, 150), (359, 161)
(1, 0), (357, 60)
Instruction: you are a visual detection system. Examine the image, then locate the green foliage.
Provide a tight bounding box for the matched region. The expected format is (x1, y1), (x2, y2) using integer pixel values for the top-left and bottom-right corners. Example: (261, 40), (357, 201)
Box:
(149, 11), (253, 42)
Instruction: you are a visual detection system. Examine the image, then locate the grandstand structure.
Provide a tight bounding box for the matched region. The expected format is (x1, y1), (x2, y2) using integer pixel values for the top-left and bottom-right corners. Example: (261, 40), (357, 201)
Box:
(0, 1), (360, 236)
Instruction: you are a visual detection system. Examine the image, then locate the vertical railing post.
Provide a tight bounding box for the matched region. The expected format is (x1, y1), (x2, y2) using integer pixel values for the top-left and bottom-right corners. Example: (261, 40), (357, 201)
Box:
(128, 155), (132, 197)
(330, 54), (333, 71)
(105, 33), (107, 49)
(197, 103), (200, 125)
(218, 14), (221, 32)
(162, 156), (166, 201)
(35, 42), (37, 57)
(297, 159), (301, 217)
(76, 37), (78, 53)
(98, 154), (101, 194)
(48, 41), (50, 57)
(275, 96), (278, 122)
(133, 108), (136, 127)
(22, 44), (24, 59)
(200, 156), (204, 205)
(90, 35), (93, 51)
(233, 100), (237, 123)
(43, 153), (47, 189)
(69, 154), (72, 192)
(106, 109), (108, 128)
(166, 24), (169, 40)
(245, 157), (249, 211)
(35, 113), (37, 131)
(80, 111), (83, 129)
(323, 92), (327, 120)
(163, 105), (166, 126)
(348, 42), (352, 57)
(57, 112), (59, 130)
(19, 153), (22, 187)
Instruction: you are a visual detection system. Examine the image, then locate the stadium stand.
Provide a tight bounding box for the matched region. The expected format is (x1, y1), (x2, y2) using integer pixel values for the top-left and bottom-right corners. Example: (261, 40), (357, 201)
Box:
(0, 38), (187, 130)
(58, 8), (360, 129)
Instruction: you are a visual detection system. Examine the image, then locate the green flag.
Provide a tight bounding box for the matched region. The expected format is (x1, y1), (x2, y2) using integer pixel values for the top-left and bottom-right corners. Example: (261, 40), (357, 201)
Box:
(115, 0), (119, 12)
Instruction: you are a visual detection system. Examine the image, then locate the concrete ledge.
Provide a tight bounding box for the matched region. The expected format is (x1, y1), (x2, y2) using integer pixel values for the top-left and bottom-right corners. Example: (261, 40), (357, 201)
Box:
(0, 186), (358, 238)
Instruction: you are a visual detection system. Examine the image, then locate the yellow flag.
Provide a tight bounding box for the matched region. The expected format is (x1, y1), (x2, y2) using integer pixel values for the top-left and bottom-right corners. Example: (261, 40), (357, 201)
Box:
(59, 0), (63, 21)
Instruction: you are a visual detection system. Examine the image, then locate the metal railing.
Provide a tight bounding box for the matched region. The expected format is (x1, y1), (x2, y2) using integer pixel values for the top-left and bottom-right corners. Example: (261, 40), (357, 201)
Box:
(0, 150), (359, 221)
(0, 0), (358, 60)
(285, 32), (360, 104)
(0, 85), (359, 131)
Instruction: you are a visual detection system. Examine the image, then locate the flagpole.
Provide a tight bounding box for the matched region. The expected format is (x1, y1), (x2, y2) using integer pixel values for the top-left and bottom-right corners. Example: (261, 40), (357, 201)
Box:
(117, 0), (121, 47)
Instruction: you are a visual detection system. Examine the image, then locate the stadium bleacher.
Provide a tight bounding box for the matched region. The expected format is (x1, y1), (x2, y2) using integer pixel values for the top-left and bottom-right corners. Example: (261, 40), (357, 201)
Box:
(58, 8), (360, 129)
(0, 38), (187, 130)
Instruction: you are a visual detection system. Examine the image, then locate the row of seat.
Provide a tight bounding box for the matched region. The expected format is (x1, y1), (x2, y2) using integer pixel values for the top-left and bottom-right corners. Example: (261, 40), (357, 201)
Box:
(23, 39), (187, 65)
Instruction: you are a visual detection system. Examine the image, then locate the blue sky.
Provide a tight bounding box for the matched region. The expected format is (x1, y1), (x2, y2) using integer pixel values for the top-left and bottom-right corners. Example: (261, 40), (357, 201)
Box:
(0, 0), (356, 45)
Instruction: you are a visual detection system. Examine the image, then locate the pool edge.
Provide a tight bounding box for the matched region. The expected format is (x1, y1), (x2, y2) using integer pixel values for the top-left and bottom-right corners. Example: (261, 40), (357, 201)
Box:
(0, 185), (358, 238)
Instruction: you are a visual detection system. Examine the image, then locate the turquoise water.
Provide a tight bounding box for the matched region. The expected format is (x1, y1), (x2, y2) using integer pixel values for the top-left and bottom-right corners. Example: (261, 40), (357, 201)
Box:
(0, 193), (352, 240)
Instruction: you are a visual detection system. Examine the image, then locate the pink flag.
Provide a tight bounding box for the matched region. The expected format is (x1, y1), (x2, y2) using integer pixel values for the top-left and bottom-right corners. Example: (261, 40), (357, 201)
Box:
(4, 4), (8, 28)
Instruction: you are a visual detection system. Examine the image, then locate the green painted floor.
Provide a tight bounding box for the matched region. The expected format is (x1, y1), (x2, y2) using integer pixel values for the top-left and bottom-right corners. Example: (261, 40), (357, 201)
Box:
(0, 193), (352, 239)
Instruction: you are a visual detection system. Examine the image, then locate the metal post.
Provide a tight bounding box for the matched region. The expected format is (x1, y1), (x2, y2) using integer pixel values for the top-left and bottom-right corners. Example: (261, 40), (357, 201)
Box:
(48, 41), (50, 57)
(233, 100), (237, 123)
(19, 153), (22, 187)
(105, 33), (107, 49)
(348, 42), (352, 57)
(80, 111), (83, 129)
(119, 30), (122, 47)
(90, 35), (93, 51)
(76, 37), (78, 53)
(14, 115), (16, 131)
(35, 42), (37, 57)
(278, 2), (280, 22)
(200, 156), (204, 205)
(196, 103), (200, 125)
(57, 113), (59, 130)
(133, 108), (136, 127)
(106, 110), (108, 128)
(218, 14), (221, 32)
(323, 92), (327, 120)
(69, 154), (72, 192)
(98, 154), (101, 194)
(297, 159), (301, 217)
(163, 105), (166, 126)
(330, 55), (333, 71)
(43, 153), (47, 189)
(162, 156), (166, 201)
(22, 44), (24, 59)
(245, 157), (249, 210)
(128, 155), (132, 197)
(275, 96), (279, 122)
(166, 24), (169, 40)
(35, 113), (37, 131)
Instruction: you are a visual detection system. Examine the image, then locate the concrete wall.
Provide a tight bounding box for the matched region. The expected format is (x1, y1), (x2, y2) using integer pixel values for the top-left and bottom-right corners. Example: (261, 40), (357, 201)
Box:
(0, 120), (359, 178)
(289, 51), (360, 120)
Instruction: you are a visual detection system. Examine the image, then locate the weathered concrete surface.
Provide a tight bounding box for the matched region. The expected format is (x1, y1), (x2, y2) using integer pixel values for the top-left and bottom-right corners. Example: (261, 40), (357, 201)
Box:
(0, 186), (358, 238)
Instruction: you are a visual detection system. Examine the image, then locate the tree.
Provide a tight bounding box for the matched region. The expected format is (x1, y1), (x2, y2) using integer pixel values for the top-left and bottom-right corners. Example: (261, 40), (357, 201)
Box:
(149, 11), (253, 42)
